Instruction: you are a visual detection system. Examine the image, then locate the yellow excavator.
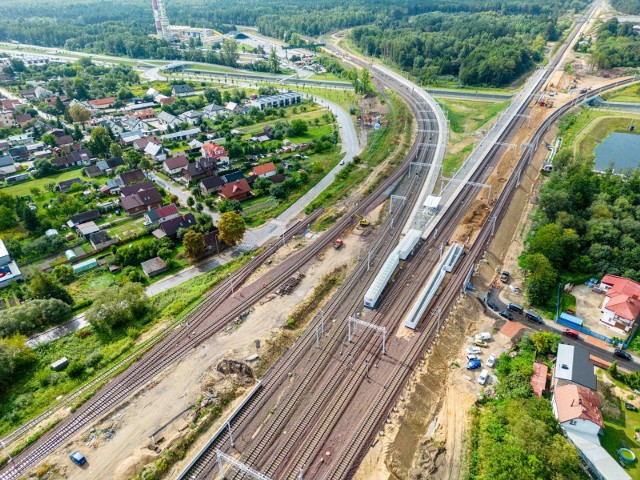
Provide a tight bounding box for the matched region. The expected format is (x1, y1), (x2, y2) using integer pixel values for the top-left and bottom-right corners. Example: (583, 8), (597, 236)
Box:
(355, 214), (370, 227)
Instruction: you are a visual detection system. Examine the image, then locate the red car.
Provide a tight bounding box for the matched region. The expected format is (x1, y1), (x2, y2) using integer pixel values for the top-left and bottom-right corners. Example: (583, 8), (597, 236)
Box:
(562, 328), (579, 339)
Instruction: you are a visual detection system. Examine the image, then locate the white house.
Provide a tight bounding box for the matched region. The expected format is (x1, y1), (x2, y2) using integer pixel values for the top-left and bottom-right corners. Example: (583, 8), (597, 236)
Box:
(202, 104), (226, 120)
(163, 155), (189, 175)
(144, 142), (167, 162)
(552, 384), (603, 439)
(598, 275), (640, 332)
(143, 203), (181, 227)
(251, 161), (276, 178)
(554, 344), (597, 391)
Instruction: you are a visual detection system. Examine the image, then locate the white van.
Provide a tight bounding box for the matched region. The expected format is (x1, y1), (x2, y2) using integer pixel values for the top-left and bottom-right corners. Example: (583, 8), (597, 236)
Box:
(478, 369), (489, 385)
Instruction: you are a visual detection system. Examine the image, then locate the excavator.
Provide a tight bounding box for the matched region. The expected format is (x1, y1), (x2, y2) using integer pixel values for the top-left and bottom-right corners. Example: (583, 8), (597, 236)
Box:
(354, 214), (370, 227)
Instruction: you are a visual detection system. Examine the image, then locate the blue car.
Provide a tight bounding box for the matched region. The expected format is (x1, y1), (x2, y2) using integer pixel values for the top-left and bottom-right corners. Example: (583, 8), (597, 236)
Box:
(466, 359), (482, 370)
(69, 451), (87, 466)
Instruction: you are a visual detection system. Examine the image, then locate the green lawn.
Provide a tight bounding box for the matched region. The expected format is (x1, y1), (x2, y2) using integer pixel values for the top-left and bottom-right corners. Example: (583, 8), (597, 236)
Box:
(308, 72), (348, 82)
(442, 143), (474, 177)
(599, 374), (640, 479)
(0, 169), (87, 197)
(435, 98), (509, 134)
(293, 85), (360, 113)
(603, 84), (640, 103)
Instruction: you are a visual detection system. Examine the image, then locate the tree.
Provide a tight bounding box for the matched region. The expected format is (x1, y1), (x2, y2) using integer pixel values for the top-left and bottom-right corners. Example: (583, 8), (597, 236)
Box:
(68, 103), (90, 125)
(52, 264), (73, 285)
(0, 335), (35, 389)
(0, 205), (17, 231)
(88, 126), (112, 158)
(30, 271), (73, 305)
(85, 283), (149, 332)
(218, 212), (246, 245)
(222, 39), (240, 67)
(139, 156), (153, 172)
(72, 123), (83, 141)
(290, 119), (308, 136)
(123, 149), (144, 169)
(41, 133), (57, 148)
(187, 196), (195, 207)
(183, 230), (206, 259)
(530, 331), (561, 355)
(522, 253), (557, 307)
(204, 88), (222, 104)
(268, 48), (280, 73)
(109, 142), (123, 159)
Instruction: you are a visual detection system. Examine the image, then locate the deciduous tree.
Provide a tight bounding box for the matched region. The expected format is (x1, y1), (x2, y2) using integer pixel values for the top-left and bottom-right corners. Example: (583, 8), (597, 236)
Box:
(218, 212), (246, 245)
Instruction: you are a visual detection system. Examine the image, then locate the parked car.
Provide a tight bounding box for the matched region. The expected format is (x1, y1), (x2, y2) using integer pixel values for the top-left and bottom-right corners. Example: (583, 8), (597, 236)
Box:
(486, 300), (500, 311)
(466, 354), (480, 361)
(475, 332), (491, 341)
(474, 339), (489, 348)
(507, 303), (524, 314)
(486, 353), (497, 368)
(525, 311), (543, 324)
(69, 451), (87, 466)
(614, 349), (633, 361)
(562, 328), (579, 339)
(478, 369), (489, 385)
(625, 402), (637, 411)
(467, 346), (482, 355)
(499, 310), (514, 320)
(466, 359), (482, 370)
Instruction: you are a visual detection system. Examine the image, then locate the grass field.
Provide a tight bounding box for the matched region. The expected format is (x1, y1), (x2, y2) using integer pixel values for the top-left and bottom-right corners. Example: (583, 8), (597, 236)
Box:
(308, 72), (347, 82)
(294, 85), (359, 113)
(603, 84), (640, 103)
(0, 169), (85, 197)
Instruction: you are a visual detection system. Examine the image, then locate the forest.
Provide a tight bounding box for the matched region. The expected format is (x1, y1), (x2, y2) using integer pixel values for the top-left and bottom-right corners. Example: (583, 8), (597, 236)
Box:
(591, 18), (640, 69)
(610, 0), (640, 14)
(0, 0), (589, 68)
(519, 128), (640, 307)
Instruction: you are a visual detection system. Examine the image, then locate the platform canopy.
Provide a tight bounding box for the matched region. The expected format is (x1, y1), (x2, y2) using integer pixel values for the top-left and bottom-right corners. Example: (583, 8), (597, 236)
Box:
(423, 195), (441, 211)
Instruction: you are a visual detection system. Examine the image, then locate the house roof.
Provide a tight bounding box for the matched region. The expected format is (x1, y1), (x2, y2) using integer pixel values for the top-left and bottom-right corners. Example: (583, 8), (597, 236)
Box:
(565, 431), (632, 480)
(159, 213), (196, 236)
(77, 221), (100, 236)
(530, 362), (548, 397)
(58, 177), (82, 191)
(221, 171), (245, 184)
(202, 142), (226, 157)
(164, 155), (189, 170)
(120, 180), (155, 197)
(89, 230), (112, 245)
(555, 344), (597, 390)
(121, 188), (162, 211)
(219, 178), (251, 199)
(88, 97), (116, 107)
(68, 209), (100, 225)
(554, 384), (603, 428)
(15, 114), (32, 124)
(601, 275), (640, 321)
(200, 175), (224, 190)
(141, 256), (167, 275)
(252, 162), (276, 176)
(55, 135), (74, 146)
(183, 158), (216, 178)
(173, 84), (194, 94)
(145, 203), (179, 222)
(158, 111), (177, 124)
(118, 169), (146, 186)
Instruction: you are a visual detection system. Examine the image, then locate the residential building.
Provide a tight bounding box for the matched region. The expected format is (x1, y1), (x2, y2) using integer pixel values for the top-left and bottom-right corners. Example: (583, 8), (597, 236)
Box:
(144, 203), (180, 227)
(552, 384), (603, 438)
(172, 84), (195, 96)
(225, 102), (243, 115)
(530, 362), (548, 397)
(84, 165), (102, 178)
(120, 181), (155, 197)
(163, 155), (189, 176)
(34, 86), (54, 99)
(58, 177), (82, 193)
(15, 113), (33, 127)
(251, 161), (277, 178)
(221, 171), (245, 184)
(201, 142), (228, 162)
(89, 231), (117, 250)
(144, 142), (167, 162)
(178, 109), (202, 125)
(199, 175), (224, 196)
(118, 169), (146, 186)
(67, 209), (101, 228)
(141, 257), (168, 277)
(96, 157), (124, 174)
(54, 135), (74, 147)
(51, 149), (93, 169)
(160, 128), (200, 142)
(219, 178), (251, 201)
(598, 275), (640, 332)
(155, 213), (196, 239)
(182, 157), (218, 183)
(554, 344), (597, 391)
(0, 155), (16, 176)
(0, 239), (23, 288)
(131, 108), (156, 120)
(5, 173), (30, 184)
(76, 221), (101, 239)
(119, 130), (145, 146)
(202, 104), (225, 120)
(157, 111), (179, 127)
(121, 188), (163, 215)
(0, 110), (16, 129)
(88, 97), (116, 109)
(249, 92), (302, 110)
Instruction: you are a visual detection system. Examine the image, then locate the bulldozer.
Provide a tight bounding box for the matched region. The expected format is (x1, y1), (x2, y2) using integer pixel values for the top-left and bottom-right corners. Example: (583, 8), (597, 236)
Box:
(354, 214), (370, 227)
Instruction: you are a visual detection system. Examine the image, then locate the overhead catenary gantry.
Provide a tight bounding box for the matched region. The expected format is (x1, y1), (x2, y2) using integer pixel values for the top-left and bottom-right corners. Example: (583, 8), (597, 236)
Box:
(347, 316), (387, 355)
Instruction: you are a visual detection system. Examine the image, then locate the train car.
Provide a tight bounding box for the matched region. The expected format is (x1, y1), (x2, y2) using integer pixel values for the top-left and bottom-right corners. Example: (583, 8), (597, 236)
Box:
(364, 248), (400, 309)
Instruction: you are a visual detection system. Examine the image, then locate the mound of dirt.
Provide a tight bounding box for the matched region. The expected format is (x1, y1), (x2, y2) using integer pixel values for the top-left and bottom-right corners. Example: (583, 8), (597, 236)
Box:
(216, 359), (254, 379)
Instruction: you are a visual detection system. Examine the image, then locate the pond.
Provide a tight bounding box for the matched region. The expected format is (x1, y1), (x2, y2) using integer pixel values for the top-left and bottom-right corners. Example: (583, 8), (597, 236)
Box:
(594, 132), (640, 174)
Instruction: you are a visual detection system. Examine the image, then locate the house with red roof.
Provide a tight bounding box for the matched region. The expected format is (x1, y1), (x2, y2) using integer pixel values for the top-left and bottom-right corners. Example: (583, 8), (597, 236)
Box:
(251, 161), (276, 179)
(552, 384), (604, 438)
(530, 362), (548, 397)
(599, 275), (640, 332)
(88, 97), (116, 109)
(219, 178), (251, 201)
(143, 203), (181, 227)
(200, 142), (230, 168)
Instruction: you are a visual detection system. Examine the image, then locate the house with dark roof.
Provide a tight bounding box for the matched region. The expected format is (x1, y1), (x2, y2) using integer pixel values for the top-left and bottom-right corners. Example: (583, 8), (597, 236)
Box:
(172, 84), (195, 96)
(120, 188), (163, 215)
(156, 213), (196, 239)
(117, 169), (146, 186)
(58, 177), (82, 193)
(200, 175), (225, 196)
(54, 135), (74, 147)
(52, 149), (93, 169)
(144, 203), (180, 227)
(141, 257), (168, 277)
(89, 230), (117, 250)
(84, 165), (102, 178)
(67, 209), (101, 228)
(181, 158), (217, 184)
(15, 113), (33, 127)
(599, 275), (640, 333)
(219, 178), (251, 201)
(163, 155), (189, 176)
(553, 344), (597, 391)
(221, 171), (245, 184)
(120, 180), (155, 197)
